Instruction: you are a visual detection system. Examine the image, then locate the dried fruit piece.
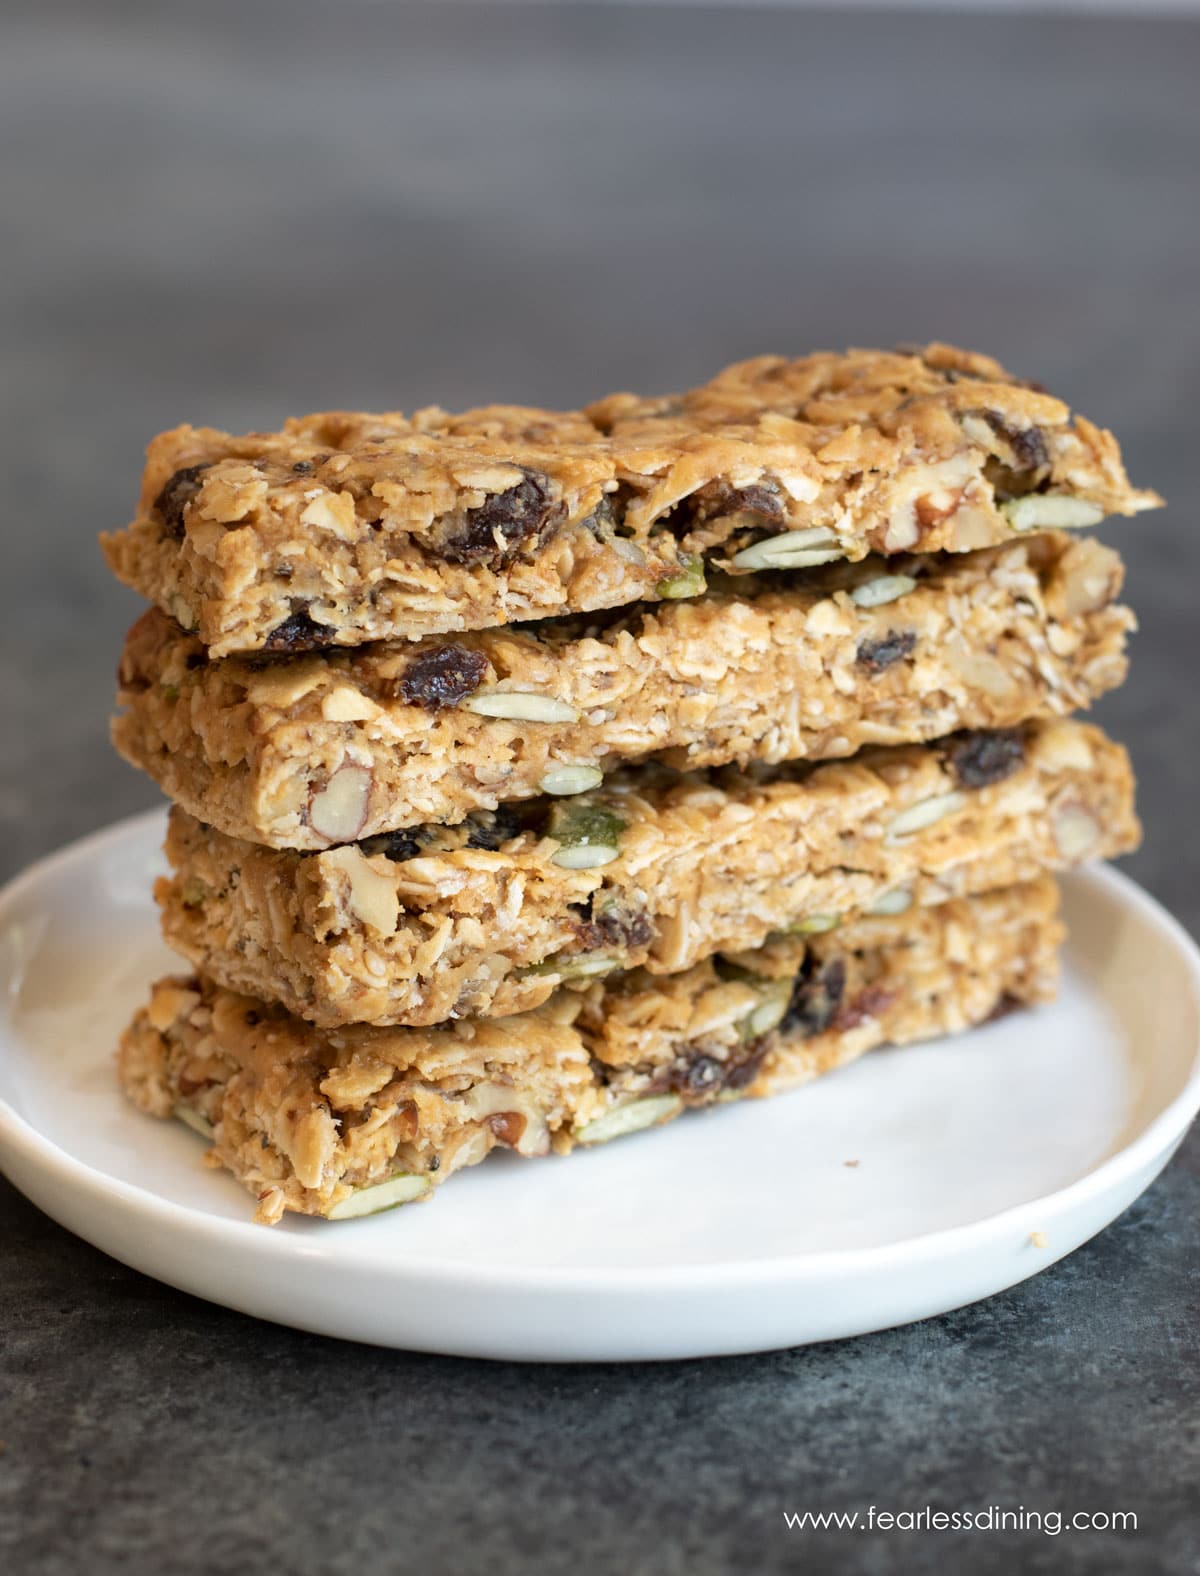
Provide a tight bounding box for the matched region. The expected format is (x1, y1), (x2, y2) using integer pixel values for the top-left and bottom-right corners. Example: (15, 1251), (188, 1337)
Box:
(153, 464), (210, 540)
(547, 801), (626, 870)
(575, 1095), (682, 1146)
(850, 574), (917, 609)
(885, 791), (967, 842)
(856, 630), (917, 673)
(731, 528), (842, 573)
(539, 764), (604, 796)
(397, 645), (488, 710)
(440, 469), (561, 567)
(324, 1173), (431, 1220)
(1001, 495), (1104, 532)
(263, 608), (335, 652)
(782, 958), (846, 1038)
(461, 690), (580, 723)
(946, 729), (1026, 789)
(308, 765), (372, 843)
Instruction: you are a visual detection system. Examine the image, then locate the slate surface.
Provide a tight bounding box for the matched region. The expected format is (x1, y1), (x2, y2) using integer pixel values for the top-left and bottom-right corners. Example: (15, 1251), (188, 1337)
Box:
(1, 4), (1196, 1572)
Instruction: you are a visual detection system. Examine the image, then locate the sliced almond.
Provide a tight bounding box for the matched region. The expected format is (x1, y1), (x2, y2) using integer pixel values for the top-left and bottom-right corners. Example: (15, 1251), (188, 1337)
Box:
(174, 1104), (214, 1140)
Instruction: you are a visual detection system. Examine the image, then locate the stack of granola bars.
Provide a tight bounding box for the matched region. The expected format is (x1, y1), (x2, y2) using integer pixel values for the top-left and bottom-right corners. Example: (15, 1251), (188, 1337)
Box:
(102, 344), (1155, 1223)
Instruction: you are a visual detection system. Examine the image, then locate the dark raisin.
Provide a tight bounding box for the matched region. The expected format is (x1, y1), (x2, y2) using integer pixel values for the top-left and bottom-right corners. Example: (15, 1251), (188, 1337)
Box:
(364, 828), (427, 863)
(856, 630), (917, 673)
(946, 729), (1026, 790)
(683, 1056), (725, 1096)
(723, 1040), (772, 1092)
(835, 985), (896, 1033)
(439, 469), (562, 567)
(781, 958), (847, 1039)
(262, 608), (336, 652)
(572, 896), (655, 954)
(464, 805), (523, 852)
(395, 645), (488, 710)
(153, 464), (210, 540)
(983, 411), (1049, 472)
(428, 1155), (441, 1172)
(292, 460), (315, 475)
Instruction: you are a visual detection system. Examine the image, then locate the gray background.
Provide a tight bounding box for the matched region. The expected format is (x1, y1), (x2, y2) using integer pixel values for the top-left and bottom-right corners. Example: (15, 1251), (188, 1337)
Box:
(1, 3), (1197, 1573)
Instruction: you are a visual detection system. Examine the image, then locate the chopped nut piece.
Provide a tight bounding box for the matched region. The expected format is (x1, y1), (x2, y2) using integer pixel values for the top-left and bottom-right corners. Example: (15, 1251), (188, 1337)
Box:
(456, 1084), (550, 1156)
(885, 791), (967, 842)
(539, 764), (605, 797)
(323, 846), (400, 937)
(308, 765), (373, 843)
(1002, 495), (1105, 532)
(460, 691), (580, 724)
(575, 1095), (683, 1146)
(1051, 803), (1100, 861)
(324, 1173), (431, 1220)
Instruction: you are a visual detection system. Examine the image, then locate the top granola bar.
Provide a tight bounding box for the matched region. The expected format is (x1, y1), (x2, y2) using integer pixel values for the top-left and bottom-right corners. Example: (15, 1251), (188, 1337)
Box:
(101, 343), (1159, 656)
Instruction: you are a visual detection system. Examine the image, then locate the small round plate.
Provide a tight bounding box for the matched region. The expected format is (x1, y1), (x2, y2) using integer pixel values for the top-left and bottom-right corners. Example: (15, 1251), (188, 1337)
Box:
(1, 810), (1198, 1361)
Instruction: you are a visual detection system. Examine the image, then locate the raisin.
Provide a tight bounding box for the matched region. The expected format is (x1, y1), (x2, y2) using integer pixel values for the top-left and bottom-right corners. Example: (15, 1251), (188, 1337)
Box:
(835, 985), (896, 1033)
(292, 460), (315, 475)
(571, 896), (654, 954)
(983, 411), (1049, 472)
(440, 470), (562, 567)
(464, 805), (523, 852)
(262, 608), (335, 652)
(856, 630), (917, 673)
(395, 645), (487, 710)
(683, 1056), (725, 1096)
(946, 729), (1026, 790)
(364, 828), (427, 863)
(153, 464), (210, 540)
(781, 957), (846, 1039)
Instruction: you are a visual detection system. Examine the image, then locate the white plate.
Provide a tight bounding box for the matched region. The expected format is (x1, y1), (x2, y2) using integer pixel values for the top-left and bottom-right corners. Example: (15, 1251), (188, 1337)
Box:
(1, 810), (1198, 1362)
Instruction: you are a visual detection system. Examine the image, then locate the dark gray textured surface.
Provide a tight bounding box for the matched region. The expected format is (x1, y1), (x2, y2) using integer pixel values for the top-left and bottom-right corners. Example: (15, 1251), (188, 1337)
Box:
(1, 3), (1197, 1572)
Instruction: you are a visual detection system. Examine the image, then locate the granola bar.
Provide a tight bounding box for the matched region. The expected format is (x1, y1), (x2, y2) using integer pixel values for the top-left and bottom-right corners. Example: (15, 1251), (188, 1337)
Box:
(157, 720), (1134, 1028)
(113, 532), (1133, 849)
(100, 344), (1158, 656)
(118, 879), (1062, 1223)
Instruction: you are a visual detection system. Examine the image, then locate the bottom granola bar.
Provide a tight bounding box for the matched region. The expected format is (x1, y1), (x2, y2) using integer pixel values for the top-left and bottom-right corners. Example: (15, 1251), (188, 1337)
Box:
(118, 880), (1062, 1223)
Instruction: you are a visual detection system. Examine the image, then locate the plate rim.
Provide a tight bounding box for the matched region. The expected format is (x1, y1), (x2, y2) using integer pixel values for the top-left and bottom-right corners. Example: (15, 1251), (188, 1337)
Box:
(1, 808), (1198, 1293)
